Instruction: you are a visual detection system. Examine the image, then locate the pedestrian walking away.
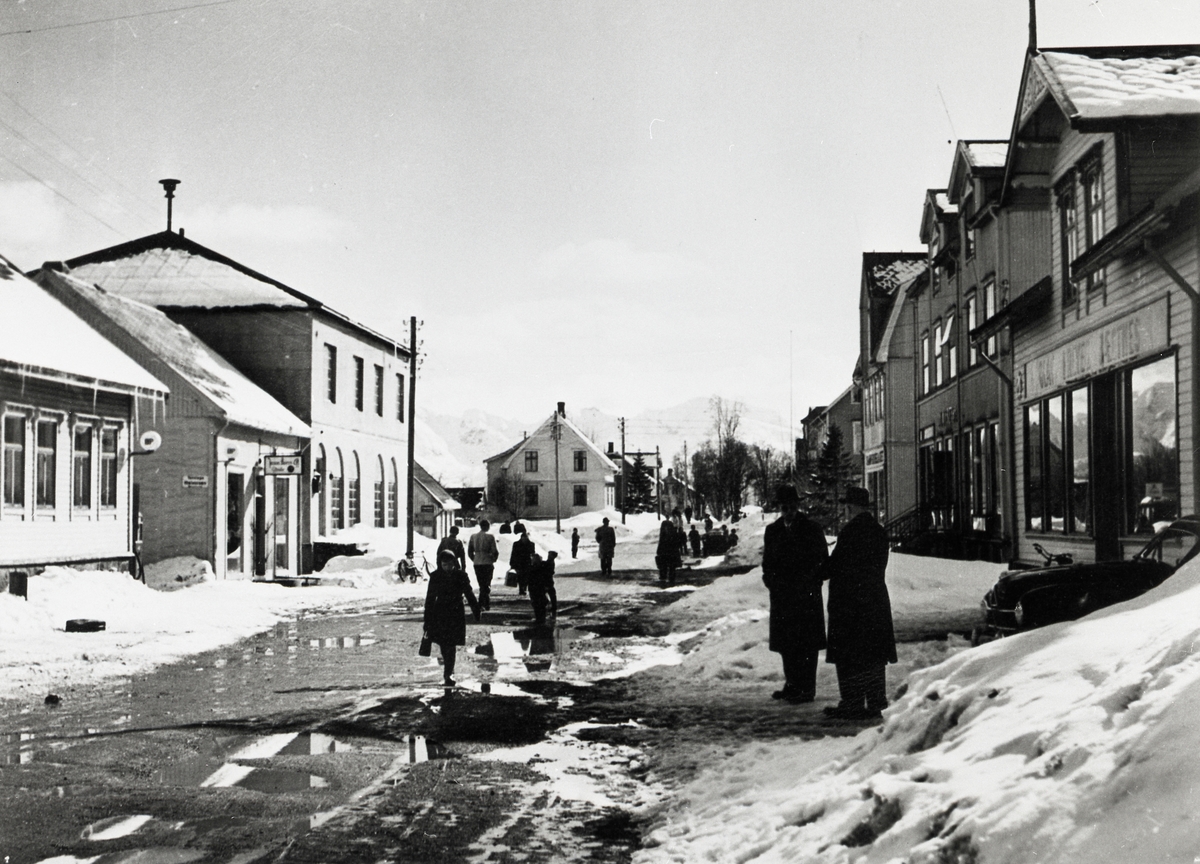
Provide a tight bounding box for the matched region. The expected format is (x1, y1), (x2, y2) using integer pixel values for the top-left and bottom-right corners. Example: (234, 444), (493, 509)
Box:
(467, 519), (499, 610)
(821, 486), (896, 721)
(436, 525), (467, 572)
(570, 527), (580, 559)
(688, 524), (701, 558)
(528, 550), (559, 628)
(423, 549), (482, 687)
(762, 484), (829, 704)
(595, 517), (616, 576)
(655, 517), (682, 585)
(510, 525), (535, 596)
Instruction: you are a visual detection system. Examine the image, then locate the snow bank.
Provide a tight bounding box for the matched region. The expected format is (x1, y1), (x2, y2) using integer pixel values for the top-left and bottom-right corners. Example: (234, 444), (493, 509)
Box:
(0, 565), (426, 702)
(637, 557), (1200, 863)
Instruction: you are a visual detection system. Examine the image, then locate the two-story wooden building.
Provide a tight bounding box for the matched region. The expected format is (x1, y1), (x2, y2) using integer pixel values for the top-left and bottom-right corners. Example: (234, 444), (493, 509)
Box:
(35, 266), (309, 580)
(485, 403), (618, 521)
(1, 254), (167, 579)
(858, 252), (926, 525)
(56, 231), (413, 571)
(995, 45), (1200, 565)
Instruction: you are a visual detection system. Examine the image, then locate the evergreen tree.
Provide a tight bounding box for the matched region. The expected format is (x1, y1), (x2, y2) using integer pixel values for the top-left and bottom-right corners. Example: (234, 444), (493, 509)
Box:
(810, 424), (855, 531)
(625, 454), (655, 513)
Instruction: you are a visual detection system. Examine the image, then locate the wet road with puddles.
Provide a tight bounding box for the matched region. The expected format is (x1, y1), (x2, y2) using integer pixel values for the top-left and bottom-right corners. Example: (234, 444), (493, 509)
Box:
(0, 564), (765, 864)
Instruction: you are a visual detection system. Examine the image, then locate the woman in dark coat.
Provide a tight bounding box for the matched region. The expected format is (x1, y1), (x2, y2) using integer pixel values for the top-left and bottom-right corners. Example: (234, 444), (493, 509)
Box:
(424, 549), (482, 686)
(821, 487), (896, 720)
(655, 519), (682, 585)
(762, 485), (829, 702)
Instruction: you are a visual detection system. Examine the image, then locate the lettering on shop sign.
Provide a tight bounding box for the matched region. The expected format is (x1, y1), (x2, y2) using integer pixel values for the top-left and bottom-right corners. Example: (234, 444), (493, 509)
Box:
(420, 505), (436, 513)
(182, 475), (209, 488)
(865, 449), (885, 467)
(1020, 298), (1169, 402)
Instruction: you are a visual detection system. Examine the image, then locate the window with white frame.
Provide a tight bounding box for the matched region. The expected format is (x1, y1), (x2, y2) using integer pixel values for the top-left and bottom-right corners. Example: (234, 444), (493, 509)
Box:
(35, 419), (57, 508)
(72, 425), (92, 509)
(921, 331), (931, 395)
(3, 414), (25, 508)
(934, 321), (945, 387)
(99, 427), (119, 508)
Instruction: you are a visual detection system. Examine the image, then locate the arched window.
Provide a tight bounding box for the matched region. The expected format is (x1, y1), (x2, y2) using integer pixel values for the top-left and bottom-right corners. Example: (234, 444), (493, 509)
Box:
(331, 447), (344, 531)
(374, 456), (385, 527)
(388, 458), (399, 527)
(349, 451), (361, 525)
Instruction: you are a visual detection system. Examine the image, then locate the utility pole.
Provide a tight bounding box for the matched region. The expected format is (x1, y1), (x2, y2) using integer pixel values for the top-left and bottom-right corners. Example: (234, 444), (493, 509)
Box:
(683, 440), (689, 515)
(620, 418), (627, 525)
(405, 316), (417, 560)
(552, 407), (562, 534)
(655, 445), (662, 519)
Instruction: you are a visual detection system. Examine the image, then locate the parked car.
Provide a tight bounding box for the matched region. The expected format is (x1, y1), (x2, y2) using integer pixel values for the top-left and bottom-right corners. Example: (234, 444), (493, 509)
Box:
(977, 518), (1200, 642)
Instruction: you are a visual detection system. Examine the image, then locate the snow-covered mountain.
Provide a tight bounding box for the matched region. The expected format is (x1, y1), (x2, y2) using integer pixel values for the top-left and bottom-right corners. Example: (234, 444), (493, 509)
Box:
(416, 398), (796, 487)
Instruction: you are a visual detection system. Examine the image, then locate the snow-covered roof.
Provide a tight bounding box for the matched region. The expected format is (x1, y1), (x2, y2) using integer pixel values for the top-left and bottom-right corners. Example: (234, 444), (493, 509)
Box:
(494, 413), (619, 474)
(37, 269), (308, 438)
(59, 231), (410, 355)
(933, 191), (956, 215)
(0, 254), (166, 396)
(1035, 47), (1200, 123)
(963, 141), (1008, 169)
(876, 264), (927, 364)
(413, 462), (460, 510)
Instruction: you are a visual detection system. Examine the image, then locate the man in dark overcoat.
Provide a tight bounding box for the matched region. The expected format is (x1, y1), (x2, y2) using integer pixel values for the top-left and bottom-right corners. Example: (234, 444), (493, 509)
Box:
(509, 525), (535, 596)
(595, 517), (616, 576)
(762, 484), (829, 703)
(821, 486), (896, 720)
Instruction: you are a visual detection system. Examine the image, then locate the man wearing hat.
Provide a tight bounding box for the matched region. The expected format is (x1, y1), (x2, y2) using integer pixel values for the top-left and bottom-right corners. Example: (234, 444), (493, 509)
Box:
(761, 484), (829, 703)
(821, 486), (896, 721)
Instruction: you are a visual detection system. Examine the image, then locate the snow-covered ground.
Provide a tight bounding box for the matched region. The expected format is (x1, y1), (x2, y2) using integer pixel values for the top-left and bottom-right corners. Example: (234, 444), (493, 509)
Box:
(637, 555), (1200, 863)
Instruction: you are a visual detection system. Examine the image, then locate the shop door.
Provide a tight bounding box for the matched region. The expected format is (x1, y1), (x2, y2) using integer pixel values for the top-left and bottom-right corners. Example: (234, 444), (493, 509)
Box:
(273, 476), (293, 576)
(1091, 373), (1123, 562)
(254, 474), (267, 577)
(226, 472), (245, 577)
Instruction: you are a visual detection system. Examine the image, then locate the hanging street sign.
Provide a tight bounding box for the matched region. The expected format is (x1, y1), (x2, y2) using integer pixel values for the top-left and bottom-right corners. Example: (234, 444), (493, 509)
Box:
(264, 455), (302, 475)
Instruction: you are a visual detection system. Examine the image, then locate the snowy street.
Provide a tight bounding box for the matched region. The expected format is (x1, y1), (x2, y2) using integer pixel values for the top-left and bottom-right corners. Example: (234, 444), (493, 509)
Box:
(0, 518), (994, 863)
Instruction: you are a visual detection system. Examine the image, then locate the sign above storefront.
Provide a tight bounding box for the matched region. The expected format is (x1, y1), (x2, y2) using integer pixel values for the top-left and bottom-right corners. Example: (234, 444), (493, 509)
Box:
(264, 455), (302, 475)
(1017, 298), (1170, 402)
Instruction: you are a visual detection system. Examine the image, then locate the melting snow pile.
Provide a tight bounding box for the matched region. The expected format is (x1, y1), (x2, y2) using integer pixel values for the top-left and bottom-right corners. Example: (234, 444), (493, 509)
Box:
(637, 557), (1200, 863)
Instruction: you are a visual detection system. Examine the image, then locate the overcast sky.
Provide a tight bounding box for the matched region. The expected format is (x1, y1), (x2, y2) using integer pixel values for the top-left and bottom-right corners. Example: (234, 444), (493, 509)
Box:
(3, 0), (1198, 427)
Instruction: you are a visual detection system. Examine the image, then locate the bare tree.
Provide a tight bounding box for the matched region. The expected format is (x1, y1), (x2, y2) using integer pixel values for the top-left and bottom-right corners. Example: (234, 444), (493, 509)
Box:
(488, 471), (530, 520)
(709, 396), (743, 446)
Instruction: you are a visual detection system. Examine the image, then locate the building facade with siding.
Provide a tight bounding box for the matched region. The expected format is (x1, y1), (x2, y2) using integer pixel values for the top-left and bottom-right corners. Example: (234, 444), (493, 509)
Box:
(35, 267), (309, 580)
(1, 255), (167, 576)
(998, 45), (1200, 565)
(57, 231), (413, 571)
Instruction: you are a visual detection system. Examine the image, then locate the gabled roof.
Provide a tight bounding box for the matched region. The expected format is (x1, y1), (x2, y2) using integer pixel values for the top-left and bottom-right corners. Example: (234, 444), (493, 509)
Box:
(920, 189), (958, 245)
(484, 440), (524, 465)
(491, 413), (619, 474)
(1032, 47), (1200, 127)
(414, 462), (460, 510)
(861, 252), (927, 361)
(0, 254), (166, 397)
(55, 231), (410, 356)
(36, 268), (307, 437)
(947, 140), (1009, 206)
(875, 263), (927, 364)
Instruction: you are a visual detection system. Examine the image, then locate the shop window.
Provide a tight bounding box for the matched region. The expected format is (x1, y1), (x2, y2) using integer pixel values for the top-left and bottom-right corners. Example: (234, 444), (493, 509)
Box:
(573, 484), (588, 507)
(3, 415), (25, 508)
(1071, 387), (1090, 533)
(1128, 356), (1177, 533)
(525, 450), (539, 473)
(100, 428), (118, 508)
(325, 344), (337, 403)
(525, 484), (539, 507)
(354, 357), (364, 412)
(72, 426), (92, 509)
(396, 374), (405, 422)
(1026, 404), (1044, 531)
(374, 365), (384, 416)
(35, 420), (57, 508)
(573, 450), (587, 472)
(1026, 390), (1090, 534)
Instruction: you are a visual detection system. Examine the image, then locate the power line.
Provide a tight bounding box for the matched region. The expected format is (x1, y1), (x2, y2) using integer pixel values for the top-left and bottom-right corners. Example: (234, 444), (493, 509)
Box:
(0, 0), (242, 38)
(0, 154), (125, 237)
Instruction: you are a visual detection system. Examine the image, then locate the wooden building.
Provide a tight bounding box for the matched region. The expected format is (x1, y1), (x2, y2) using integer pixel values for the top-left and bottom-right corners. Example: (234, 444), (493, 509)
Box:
(485, 403), (618, 521)
(413, 462), (459, 539)
(990, 45), (1200, 565)
(54, 231), (413, 571)
(857, 252), (926, 525)
(36, 267), (309, 580)
(1, 254), (167, 577)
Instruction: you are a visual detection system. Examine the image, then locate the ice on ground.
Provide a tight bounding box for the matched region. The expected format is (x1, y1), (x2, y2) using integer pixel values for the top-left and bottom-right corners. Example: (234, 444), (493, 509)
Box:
(635, 551), (1200, 863)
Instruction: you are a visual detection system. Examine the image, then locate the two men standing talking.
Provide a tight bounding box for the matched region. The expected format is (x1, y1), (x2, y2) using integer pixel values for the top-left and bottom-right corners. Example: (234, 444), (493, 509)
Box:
(762, 484), (896, 720)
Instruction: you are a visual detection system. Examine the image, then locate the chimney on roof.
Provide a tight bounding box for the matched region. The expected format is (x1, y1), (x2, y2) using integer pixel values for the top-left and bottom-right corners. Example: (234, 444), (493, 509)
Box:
(557, 401), (565, 418)
(158, 178), (181, 232)
(607, 442), (614, 454)
(1028, 0), (1037, 52)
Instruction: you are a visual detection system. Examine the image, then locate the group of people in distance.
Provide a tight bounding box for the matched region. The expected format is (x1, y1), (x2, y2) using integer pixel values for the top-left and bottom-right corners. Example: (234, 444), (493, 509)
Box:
(655, 508), (738, 585)
(423, 519), (558, 687)
(762, 484), (896, 720)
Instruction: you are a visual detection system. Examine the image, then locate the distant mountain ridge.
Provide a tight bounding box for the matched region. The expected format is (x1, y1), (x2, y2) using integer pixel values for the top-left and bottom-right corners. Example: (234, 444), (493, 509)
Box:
(416, 398), (796, 487)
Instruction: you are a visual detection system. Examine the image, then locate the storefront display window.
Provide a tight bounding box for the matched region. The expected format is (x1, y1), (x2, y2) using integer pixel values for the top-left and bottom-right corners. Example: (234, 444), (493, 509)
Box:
(1128, 356), (1177, 533)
